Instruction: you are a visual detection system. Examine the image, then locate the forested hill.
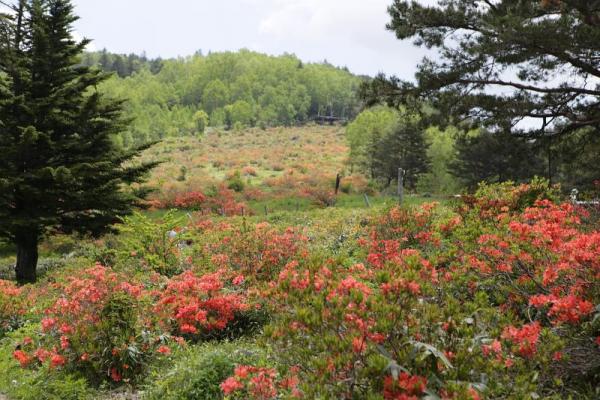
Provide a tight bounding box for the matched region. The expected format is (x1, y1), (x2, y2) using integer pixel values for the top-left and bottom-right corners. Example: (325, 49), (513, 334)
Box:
(81, 50), (164, 77)
(82, 50), (364, 146)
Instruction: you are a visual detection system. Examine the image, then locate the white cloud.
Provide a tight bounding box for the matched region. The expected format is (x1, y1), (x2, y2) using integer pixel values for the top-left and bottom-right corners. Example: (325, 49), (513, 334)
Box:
(69, 0), (437, 77)
(247, 0), (430, 76)
(257, 0), (391, 46)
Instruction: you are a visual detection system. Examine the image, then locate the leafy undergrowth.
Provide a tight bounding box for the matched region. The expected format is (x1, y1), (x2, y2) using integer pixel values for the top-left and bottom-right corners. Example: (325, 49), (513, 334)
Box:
(0, 181), (599, 399)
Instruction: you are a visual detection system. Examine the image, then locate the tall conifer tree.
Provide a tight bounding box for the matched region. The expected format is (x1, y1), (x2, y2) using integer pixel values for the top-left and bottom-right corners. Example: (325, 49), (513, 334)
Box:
(0, 0), (157, 283)
(367, 117), (430, 189)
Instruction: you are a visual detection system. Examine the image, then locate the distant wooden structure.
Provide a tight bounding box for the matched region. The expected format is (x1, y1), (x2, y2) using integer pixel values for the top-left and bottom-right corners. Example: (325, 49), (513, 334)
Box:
(314, 115), (346, 125)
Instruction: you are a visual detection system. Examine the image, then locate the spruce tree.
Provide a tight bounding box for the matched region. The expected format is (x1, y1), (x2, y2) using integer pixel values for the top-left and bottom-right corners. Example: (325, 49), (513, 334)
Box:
(0, 0), (157, 283)
(449, 131), (545, 189)
(367, 117), (430, 190)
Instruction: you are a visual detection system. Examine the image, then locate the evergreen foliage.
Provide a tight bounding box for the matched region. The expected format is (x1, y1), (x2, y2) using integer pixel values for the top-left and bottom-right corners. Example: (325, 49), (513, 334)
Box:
(367, 115), (430, 189)
(81, 49), (163, 77)
(364, 0), (600, 138)
(0, 0), (157, 283)
(449, 130), (545, 189)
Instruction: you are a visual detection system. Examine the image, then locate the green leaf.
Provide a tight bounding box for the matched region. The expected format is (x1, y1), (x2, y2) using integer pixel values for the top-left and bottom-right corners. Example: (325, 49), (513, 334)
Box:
(409, 340), (453, 369)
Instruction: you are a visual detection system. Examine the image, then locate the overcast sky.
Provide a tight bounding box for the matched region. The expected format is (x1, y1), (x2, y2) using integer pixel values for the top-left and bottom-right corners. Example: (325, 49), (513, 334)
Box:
(66, 0), (433, 78)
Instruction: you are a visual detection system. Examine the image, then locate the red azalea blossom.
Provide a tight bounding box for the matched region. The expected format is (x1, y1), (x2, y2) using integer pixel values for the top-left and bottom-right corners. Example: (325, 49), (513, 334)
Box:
(502, 322), (542, 358)
(383, 373), (427, 400)
(110, 367), (122, 382)
(221, 376), (244, 394)
(50, 353), (66, 368)
(13, 350), (31, 367)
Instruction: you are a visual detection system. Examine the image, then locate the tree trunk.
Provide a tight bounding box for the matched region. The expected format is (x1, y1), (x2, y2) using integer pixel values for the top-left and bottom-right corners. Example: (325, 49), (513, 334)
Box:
(15, 234), (38, 284)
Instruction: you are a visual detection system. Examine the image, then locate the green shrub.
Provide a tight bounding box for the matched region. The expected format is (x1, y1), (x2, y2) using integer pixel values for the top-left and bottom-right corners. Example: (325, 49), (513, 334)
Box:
(340, 181), (353, 194)
(0, 325), (93, 400)
(144, 341), (265, 400)
(117, 210), (189, 276)
(226, 171), (245, 193)
(465, 177), (561, 215)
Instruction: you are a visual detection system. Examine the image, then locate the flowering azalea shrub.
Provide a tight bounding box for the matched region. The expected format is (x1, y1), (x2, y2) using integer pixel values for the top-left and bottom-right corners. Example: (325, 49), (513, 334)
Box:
(467, 200), (597, 325)
(13, 265), (167, 384)
(301, 186), (337, 207)
(152, 270), (250, 341)
(149, 185), (250, 216)
(220, 365), (301, 399)
(0, 280), (29, 337)
(202, 184), (250, 216)
(382, 372), (428, 400)
(174, 191), (207, 210)
(262, 186), (600, 399)
(195, 221), (309, 282)
(266, 254), (485, 398)
(4, 180), (599, 398)
(459, 177), (560, 218)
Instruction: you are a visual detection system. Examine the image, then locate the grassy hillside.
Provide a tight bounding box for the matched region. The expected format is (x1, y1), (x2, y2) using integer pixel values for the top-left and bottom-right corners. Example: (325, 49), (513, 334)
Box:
(141, 124), (378, 213)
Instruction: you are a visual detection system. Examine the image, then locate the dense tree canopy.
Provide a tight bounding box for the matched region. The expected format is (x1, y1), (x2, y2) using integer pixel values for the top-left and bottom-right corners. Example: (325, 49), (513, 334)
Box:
(346, 106), (430, 189)
(90, 50), (363, 146)
(345, 105), (400, 171)
(449, 130), (545, 188)
(0, 0), (156, 283)
(364, 0), (600, 138)
(81, 49), (163, 77)
(368, 115), (430, 189)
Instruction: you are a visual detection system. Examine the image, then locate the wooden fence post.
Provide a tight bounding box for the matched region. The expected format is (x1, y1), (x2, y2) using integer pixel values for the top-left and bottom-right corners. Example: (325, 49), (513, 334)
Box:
(335, 173), (341, 195)
(398, 168), (404, 205)
(363, 193), (371, 208)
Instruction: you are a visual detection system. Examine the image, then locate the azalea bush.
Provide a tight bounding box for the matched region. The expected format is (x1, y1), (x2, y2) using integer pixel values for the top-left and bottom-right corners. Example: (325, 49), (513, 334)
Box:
(0, 280), (29, 337)
(460, 177), (560, 217)
(3, 180), (599, 399)
(301, 186), (337, 207)
(220, 364), (301, 399)
(13, 265), (166, 384)
(149, 185), (250, 216)
(174, 191), (208, 210)
(152, 270), (250, 341)
(195, 221), (309, 282)
(262, 186), (600, 399)
(266, 255), (487, 398)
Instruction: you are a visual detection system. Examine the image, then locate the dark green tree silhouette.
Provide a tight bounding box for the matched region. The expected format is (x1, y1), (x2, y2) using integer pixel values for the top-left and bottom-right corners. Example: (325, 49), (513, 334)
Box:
(0, 0), (157, 283)
(367, 117), (430, 190)
(364, 0), (600, 138)
(449, 131), (545, 189)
